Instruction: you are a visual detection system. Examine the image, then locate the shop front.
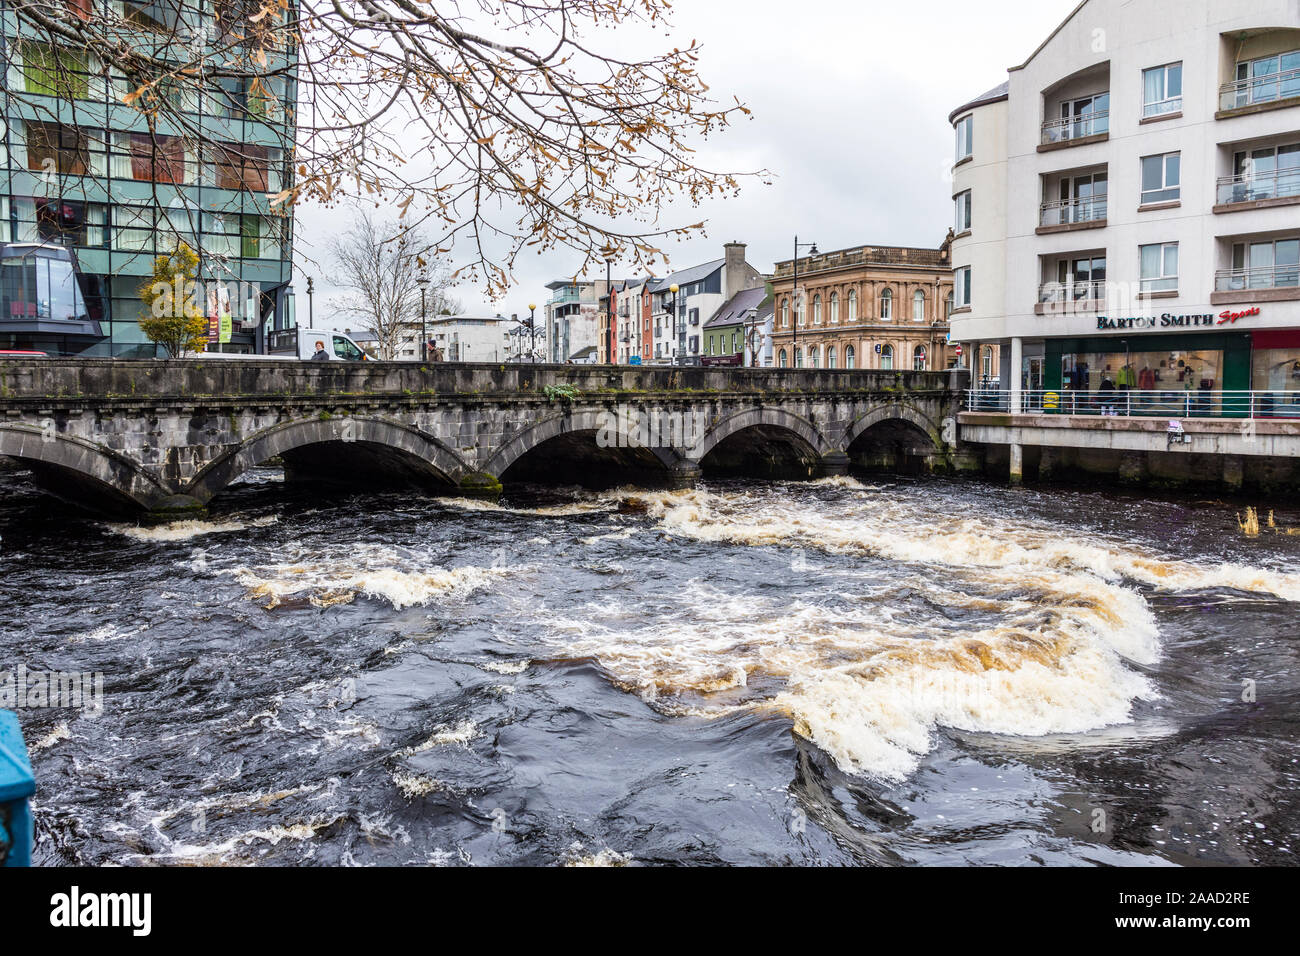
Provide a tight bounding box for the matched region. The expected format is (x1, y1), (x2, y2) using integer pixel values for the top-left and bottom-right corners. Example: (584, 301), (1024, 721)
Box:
(1251, 330), (1300, 418)
(1045, 331), (1252, 417)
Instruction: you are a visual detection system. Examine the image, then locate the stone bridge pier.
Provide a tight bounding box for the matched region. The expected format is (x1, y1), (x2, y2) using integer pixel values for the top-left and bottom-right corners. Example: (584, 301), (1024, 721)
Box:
(0, 360), (969, 518)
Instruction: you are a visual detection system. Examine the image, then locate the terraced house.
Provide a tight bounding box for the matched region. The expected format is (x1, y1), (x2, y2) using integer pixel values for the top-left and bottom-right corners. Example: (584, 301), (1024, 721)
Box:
(0, 0), (296, 356)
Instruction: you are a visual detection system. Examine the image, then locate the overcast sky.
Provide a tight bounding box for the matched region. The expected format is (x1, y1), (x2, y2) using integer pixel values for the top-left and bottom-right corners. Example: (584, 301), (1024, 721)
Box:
(292, 0), (1080, 330)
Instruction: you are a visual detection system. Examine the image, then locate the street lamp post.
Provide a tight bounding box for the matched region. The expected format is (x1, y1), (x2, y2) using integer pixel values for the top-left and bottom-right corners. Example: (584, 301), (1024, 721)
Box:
(306, 276), (315, 327)
(791, 236), (817, 360)
(416, 273), (429, 362)
(528, 304), (537, 364)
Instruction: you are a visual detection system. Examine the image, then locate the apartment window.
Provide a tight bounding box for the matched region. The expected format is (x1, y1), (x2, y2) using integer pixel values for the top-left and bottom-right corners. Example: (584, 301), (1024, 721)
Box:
(845, 345), (855, 369)
(812, 294), (822, 325)
(1232, 50), (1300, 108)
(880, 344), (894, 370)
(955, 115), (973, 161)
(1229, 239), (1299, 290)
(780, 298), (789, 328)
(1142, 63), (1182, 117)
(24, 122), (98, 176)
(1058, 93), (1109, 139)
(880, 288), (893, 320)
(955, 267), (972, 308)
(954, 190), (972, 233)
(1140, 242), (1179, 293)
(827, 346), (836, 369)
(1050, 171), (1107, 224)
(945, 291), (954, 318)
(1229, 144), (1300, 202)
(113, 202), (154, 253)
(829, 291), (839, 324)
(211, 143), (279, 192)
(20, 44), (90, 100)
(1140, 153), (1181, 205)
(112, 132), (190, 184)
(847, 289), (857, 323)
(33, 199), (106, 247)
(913, 345), (928, 371)
(912, 289), (925, 322)
(1048, 257), (1106, 301)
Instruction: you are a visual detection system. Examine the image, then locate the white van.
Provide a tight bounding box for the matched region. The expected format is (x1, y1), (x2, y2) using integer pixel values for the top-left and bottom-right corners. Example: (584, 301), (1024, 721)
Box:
(193, 328), (369, 361)
(268, 328), (369, 361)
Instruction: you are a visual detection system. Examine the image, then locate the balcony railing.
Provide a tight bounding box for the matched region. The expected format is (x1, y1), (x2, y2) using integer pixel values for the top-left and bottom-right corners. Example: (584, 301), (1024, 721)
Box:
(1039, 279), (1107, 304)
(1040, 196), (1107, 227)
(1217, 167), (1300, 205)
(1220, 67), (1300, 111)
(1215, 264), (1300, 292)
(1041, 109), (1109, 145)
(967, 389), (1300, 419)
(1142, 96), (1182, 119)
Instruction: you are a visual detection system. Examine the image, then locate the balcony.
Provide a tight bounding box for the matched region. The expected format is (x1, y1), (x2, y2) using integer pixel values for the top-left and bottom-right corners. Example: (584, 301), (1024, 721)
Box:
(1038, 196), (1107, 232)
(1212, 264), (1300, 306)
(1040, 110), (1108, 149)
(1219, 67), (1300, 115)
(1215, 167), (1300, 211)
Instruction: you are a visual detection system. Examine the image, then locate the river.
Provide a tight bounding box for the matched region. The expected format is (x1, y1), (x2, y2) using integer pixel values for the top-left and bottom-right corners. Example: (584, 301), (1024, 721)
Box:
(1, 467), (1297, 866)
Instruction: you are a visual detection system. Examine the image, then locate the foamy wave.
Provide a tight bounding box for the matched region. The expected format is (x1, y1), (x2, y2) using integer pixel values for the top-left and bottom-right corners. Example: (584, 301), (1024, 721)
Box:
(224, 552), (525, 610)
(108, 516), (278, 542)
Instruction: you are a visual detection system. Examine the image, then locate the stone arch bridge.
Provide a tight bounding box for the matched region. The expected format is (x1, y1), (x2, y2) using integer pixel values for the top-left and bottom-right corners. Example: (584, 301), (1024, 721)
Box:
(0, 360), (970, 517)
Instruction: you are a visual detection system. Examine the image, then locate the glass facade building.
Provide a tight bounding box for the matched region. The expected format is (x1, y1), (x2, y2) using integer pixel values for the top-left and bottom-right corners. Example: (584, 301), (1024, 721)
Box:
(0, 0), (296, 355)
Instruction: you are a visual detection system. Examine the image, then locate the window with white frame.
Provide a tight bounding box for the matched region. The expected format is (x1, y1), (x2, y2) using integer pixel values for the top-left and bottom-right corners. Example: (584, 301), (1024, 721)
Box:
(955, 115), (973, 161)
(1141, 152), (1181, 205)
(954, 190), (972, 233)
(1142, 63), (1182, 118)
(880, 344), (894, 370)
(829, 291), (838, 324)
(913, 345), (928, 371)
(781, 298), (789, 328)
(1229, 238), (1300, 290)
(845, 345), (855, 369)
(880, 288), (893, 320)
(912, 289), (925, 322)
(1140, 242), (1179, 293)
(827, 345), (836, 368)
(955, 266), (972, 308)
(847, 289), (857, 323)
(813, 293), (822, 325)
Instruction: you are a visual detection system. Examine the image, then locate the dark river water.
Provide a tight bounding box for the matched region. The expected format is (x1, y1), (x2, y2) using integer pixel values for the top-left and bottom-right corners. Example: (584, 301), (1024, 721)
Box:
(2, 466), (1298, 866)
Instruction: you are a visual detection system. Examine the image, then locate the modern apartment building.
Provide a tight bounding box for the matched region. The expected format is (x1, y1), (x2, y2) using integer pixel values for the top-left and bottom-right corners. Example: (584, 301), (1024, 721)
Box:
(949, 0), (1300, 410)
(543, 277), (615, 363)
(0, 1), (296, 356)
(770, 241), (956, 371)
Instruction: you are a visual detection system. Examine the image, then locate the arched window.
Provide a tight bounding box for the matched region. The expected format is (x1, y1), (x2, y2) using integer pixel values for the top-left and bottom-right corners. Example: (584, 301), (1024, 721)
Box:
(880, 344), (894, 370)
(981, 345), (994, 381)
(796, 293), (805, 327)
(913, 289), (926, 322)
(847, 290), (857, 323)
(808, 345), (819, 368)
(913, 345), (927, 370)
(945, 291), (954, 319)
(829, 292), (839, 324)
(781, 298), (789, 328)
(813, 294), (822, 325)
(779, 348), (788, 368)
(880, 288), (893, 320)
(827, 345), (837, 369)
(845, 345), (856, 369)
(795, 347), (804, 368)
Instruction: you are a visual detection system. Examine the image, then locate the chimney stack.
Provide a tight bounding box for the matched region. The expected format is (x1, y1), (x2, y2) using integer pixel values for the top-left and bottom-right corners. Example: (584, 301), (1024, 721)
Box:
(723, 241), (752, 297)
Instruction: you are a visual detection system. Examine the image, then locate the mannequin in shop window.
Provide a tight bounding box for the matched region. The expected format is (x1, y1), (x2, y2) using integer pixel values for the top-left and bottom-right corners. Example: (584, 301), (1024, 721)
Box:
(1099, 370), (1118, 416)
(1138, 364), (1155, 391)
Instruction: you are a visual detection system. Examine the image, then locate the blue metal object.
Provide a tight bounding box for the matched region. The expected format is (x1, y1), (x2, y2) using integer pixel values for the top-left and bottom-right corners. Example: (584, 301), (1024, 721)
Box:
(0, 710), (35, 867)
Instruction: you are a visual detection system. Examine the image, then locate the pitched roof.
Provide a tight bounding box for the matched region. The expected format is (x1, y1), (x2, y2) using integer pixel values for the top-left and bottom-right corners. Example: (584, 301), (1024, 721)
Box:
(647, 258), (726, 293)
(703, 286), (769, 329)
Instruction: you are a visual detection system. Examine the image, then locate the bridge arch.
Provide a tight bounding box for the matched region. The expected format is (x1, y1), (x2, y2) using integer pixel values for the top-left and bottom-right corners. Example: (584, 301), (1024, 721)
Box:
(689, 407), (833, 480)
(189, 416), (470, 504)
(842, 403), (945, 451)
(485, 408), (686, 487)
(0, 425), (169, 512)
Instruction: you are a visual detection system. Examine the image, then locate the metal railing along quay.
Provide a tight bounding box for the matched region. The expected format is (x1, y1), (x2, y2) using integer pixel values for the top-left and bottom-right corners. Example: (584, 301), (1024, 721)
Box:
(966, 388), (1300, 419)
